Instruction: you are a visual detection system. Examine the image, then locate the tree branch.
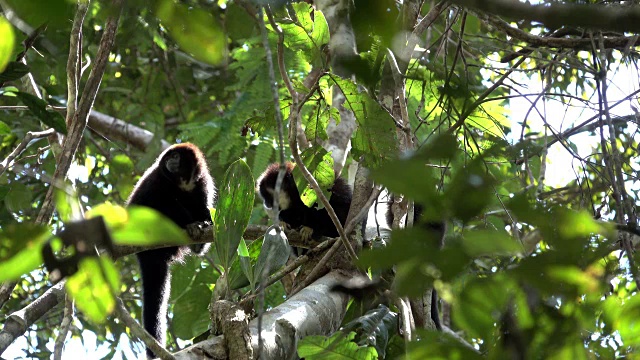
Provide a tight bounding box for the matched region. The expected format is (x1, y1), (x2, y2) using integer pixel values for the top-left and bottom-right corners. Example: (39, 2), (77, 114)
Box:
(36, 0), (123, 224)
(173, 272), (350, 360)
(114, 297), (175, 360)
(0, 106), (172, 152)
(476, 12), (640, 53)
(0, 129), (55, 177)
(452, 0), (640, 34)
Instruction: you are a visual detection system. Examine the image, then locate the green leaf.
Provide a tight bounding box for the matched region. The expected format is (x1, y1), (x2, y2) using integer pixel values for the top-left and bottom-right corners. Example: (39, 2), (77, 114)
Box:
(298, 331), (378, 360)
(238, 238), (254, 288)
(0, 120), (11, 135)
(445, 159), (495, 223)
(604, 294), (640, 346)
(172, 283), (212, 339)
(55, 189), (82, 222)
(171, 255), (218, 300)
(279, 3), (330, 65)
(66, 257), (120, 324)
(405, 330), (483, 360)
(453, 276), (513, 338)
(109, 154), (135, 200)
(4, 182), (33, 213)
(0, 223), (49, 281)
(332, 78), (396, 168)
(254, 226), (289, 285)
(342, 305), (398, 359)
(0, 17), (14, 73)
(156, 0), (226, 65)
(2, 0), (75, 30)
(461, 229), (521, 257)
(0, 62), (29, 83)
(214, 159), (255, 270)
(86, 203), (189, 246)
(293, 148), (335, 207)
(15, 92), (67, 134)
(227, 237), (263, 290)
(225, 2), (256, 42)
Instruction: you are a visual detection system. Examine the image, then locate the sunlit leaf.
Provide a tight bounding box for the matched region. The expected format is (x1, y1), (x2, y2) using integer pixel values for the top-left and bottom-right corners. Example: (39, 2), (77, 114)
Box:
(0, 223), (50, 281)
(279, 2), (329, 65)
(298, 331), (377, 360)
(87, 203), (189, 246)
(405, 330), (483, 360)
(66, 257), (120, 324)
(238, 238), (254, 288)
(55, 189), (82, 222)
(293, 148), (335, 207)
(461, 229), (521, 256)
(0, 121), (11, 136)
(332, 78), (396, 168)
(0, 16), (14, 73)
(156, 0), (226, 65)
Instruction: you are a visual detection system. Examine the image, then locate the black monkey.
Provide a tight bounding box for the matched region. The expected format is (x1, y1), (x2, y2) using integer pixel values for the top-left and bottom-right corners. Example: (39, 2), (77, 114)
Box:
(126, 143), (215, 358)
(386, 195), (446, 330)
(257, 162), (352, 241)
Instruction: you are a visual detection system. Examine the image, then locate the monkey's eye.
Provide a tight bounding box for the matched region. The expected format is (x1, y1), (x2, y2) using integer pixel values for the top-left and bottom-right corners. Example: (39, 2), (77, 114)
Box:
(165, 152), (181, 173)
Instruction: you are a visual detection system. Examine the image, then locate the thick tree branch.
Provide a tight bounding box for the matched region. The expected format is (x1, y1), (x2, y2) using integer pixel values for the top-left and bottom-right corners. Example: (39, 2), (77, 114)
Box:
(452, 0), (640, 34)
(0, 106), (172, 152)
(477, 12), (640, 53)
(87, 110), (172, 151)
(0, 282), (66, 354)
(173, 271), (350, 360)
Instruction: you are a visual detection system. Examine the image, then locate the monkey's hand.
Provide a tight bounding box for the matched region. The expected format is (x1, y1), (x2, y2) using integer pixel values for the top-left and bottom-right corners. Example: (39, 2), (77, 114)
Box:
(299, 226), (314, 241)
(186, 221), (208, 239)
(279, 221), (292, 231)
(186, 222), (212, 256)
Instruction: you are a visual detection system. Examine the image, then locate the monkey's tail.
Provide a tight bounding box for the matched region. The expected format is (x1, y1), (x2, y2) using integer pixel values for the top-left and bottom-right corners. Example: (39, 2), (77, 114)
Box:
(137, 250), (172, 358)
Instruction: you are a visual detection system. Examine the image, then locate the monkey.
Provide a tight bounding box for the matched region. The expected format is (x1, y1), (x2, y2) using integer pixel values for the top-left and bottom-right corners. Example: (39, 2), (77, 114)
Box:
(257, 162), (352, 242)
(386, 194), (446, 331)
(126, 143), (215, 358)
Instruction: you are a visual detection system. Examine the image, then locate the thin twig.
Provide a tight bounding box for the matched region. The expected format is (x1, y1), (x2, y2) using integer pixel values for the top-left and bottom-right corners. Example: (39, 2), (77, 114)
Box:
(65, 0), (88, 128)
(448, 55), (528, 133)
(114, 297), (175, 360)
(594, 33), (640, 289)
(53, 294), (74, 360)
(0, 129), (55, 177)
(36, 0), (123, 224)
(256, 6), (287, 358)
(258, 238), (334, 291)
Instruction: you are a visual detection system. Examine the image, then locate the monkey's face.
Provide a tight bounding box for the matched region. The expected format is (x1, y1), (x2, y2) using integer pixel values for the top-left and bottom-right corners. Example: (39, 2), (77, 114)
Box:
(163, 149), (198, 191)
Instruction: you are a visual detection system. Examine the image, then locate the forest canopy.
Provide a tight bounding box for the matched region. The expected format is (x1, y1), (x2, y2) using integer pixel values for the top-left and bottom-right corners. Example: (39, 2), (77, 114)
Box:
(1, 0), (640, 359)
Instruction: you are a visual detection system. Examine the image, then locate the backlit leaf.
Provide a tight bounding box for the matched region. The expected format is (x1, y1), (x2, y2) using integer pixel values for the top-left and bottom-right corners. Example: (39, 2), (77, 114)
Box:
(214, 159), (255, 270)
(0, 17), (14, 73)
(66, 257), (120, 324)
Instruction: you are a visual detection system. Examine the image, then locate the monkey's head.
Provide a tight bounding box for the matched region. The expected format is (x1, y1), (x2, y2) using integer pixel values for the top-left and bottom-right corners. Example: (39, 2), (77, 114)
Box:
(160, 143), (207, 192)
(257, 162), (300, 211)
